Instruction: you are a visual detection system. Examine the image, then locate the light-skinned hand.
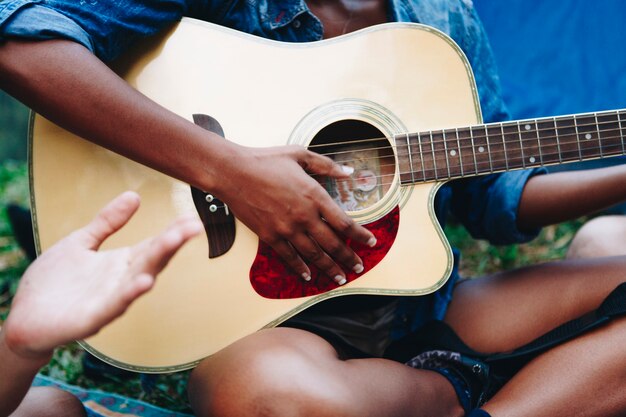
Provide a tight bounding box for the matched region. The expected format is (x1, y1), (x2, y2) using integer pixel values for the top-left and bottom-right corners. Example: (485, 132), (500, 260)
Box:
(2, 191), (202, 360)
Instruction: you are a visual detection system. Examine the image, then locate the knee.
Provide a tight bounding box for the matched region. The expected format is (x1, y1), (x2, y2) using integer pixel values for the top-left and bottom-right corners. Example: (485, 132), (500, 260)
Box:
(13, 386), (86, 417)
(567, 215), (626, 259)
(188, 328), (353, 417)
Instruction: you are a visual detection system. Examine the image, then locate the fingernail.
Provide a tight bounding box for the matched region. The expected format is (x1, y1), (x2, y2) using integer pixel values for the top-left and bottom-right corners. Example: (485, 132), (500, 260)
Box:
(341, 165), (354, 175)
(353, 263), (364, 274)
(367, 237), (377, 247)
(302, 272), (311, 282)
(334, 275), (347, 285)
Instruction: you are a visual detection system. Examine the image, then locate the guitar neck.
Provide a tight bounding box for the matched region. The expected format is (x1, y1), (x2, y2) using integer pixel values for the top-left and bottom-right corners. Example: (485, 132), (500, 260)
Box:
(396, 109), (626, 183)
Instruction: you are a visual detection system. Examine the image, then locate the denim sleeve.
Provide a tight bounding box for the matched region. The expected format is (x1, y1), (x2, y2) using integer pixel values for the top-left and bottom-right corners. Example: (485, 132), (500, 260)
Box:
(448, 0), (509, 124)
(446, 168), (548, 245)
(0, 1), (95, 51)
(435, 1), (545, 245)
(0, 0), (214, 62)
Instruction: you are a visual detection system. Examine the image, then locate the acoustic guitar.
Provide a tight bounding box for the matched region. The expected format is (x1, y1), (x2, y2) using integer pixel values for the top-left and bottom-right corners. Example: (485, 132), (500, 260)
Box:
(30, 18), (626, 372)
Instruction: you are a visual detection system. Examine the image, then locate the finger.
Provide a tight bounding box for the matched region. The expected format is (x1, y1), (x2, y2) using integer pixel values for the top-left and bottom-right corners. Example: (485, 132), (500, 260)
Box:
(131, 214), (203, 278)
(298, 149), (350, 178)
(77, 191), (141, 250)
(306, 220), (365, 278)
(290, 233), (351, 285)
(299, 152), (376, 247)
(318, 194), (376, 248)
(118, 272), (157, 308)
(269, 239), (312, 282)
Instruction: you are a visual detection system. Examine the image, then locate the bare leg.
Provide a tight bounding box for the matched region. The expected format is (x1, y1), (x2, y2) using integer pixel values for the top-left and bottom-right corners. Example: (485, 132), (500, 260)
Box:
(188, 327), (464, 417)
(567, 215), (626, 259)
(10, 386), (86, 417)
(444, 256), (626, 416)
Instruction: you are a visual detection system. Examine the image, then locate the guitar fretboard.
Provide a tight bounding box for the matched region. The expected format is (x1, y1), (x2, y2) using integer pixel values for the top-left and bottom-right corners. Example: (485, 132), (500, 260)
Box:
(395, 109), (626, 184)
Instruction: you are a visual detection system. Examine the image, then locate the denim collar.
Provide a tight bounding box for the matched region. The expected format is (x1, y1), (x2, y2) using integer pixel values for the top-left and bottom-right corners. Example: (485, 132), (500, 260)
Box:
(260, 0), (309, 30)
(257, 0), (451, 35)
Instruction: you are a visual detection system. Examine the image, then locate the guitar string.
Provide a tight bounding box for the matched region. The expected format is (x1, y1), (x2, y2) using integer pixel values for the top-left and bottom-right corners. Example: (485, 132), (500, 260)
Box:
(306, 117), (626, 157)
(204, 113), (626, 209)
(310, 129), (626, 173)
(306, 110), (626, 150)
(311, 139), (624, 185)
(307, 122), (626, 169)
(206, 132), (626, 210)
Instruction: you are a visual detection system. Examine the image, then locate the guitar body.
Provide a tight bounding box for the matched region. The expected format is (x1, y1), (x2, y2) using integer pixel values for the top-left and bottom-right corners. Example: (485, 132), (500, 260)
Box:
(30, 19), (481, 372)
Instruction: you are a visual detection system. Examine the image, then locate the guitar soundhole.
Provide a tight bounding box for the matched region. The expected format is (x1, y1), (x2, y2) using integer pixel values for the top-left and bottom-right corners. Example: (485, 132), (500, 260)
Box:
(311, 119), (395, 212)
(249, 119), (400, 299)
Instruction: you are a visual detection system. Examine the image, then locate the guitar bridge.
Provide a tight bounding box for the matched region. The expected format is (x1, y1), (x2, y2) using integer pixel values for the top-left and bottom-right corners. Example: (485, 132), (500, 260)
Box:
(191, 114), (236, 258)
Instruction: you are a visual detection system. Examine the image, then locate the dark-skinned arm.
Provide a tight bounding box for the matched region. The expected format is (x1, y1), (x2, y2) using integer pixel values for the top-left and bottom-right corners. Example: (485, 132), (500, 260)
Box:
(0, 39), (375, 282)
(518, 164), (626, 230)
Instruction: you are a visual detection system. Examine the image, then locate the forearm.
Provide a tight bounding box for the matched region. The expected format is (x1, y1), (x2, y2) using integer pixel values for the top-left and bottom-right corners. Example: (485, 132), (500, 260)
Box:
(0, 331), (51, 417)
(0, 38), (375, 277)
(518, 164), (626, 229)
(0, 39), (231, 192)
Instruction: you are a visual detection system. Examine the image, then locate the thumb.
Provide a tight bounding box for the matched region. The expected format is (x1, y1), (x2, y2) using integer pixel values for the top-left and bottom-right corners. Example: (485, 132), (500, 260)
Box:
(77, 191), (141, 250)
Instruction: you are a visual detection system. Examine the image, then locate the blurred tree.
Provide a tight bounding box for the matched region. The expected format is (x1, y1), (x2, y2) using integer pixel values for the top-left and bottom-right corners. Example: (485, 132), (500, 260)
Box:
(0, 91), (29, 161)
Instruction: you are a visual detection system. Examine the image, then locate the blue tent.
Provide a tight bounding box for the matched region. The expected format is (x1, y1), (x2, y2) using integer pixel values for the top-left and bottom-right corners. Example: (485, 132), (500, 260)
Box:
(475, 0), (626, 209)
(474, 0), (626, 120)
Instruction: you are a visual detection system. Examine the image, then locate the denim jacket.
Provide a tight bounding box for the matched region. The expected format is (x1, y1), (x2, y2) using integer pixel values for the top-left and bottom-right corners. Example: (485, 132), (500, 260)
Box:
(0, 0), (541, 241)
(0, 0), (544, 326)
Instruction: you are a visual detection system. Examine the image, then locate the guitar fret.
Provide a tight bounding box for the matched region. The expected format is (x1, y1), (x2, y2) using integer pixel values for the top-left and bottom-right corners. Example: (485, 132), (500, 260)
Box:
(553, 118), (563, 163)
(500, 124), (509, 170)
(395, 133), (415, 184)
(558, 116), (585, 162)
(536, 122), (544, 165)
(485, 126), (494, 172)
(501, 121), (524, 169)
(441, 130), (452, 178)
(395, 133), (413, 184)
(619, 110), (626, 154)
(470, 125), (490, 174)
(455, 128), (465, 177)
(575, 114), (602, 160)
(402, 109), (626, 185)
(419, 132), (439, 180)
(439, 128), (462, 179)
(515, 122), (526, 168)
(595, 113), (603, 157)
(417, 132), (427, 181)
(596, 111), (623, 158)
(573, 117), (584, 161)
(428, 131), (439, 180)
(537, 119), (559, 164)
(406, 133), (416, 183)
(466, 127), (478, 174)
(518, 120), (540, 168)
(487, 124), (508, 171)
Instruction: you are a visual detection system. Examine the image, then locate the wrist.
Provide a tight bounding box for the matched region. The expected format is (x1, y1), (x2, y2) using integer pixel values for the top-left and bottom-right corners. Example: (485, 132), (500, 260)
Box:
(196, 136), (244, 197)
(0, 327), (53, 368)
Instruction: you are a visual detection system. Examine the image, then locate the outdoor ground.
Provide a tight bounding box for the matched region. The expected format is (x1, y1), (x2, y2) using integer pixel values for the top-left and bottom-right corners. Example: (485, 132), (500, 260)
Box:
(0, 158), (584, 412)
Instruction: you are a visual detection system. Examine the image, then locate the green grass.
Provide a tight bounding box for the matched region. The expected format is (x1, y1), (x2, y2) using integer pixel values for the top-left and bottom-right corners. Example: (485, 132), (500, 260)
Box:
(445, 217), (585, 277)
(0, 161), (30, 321)
(0, 159), (585, 413)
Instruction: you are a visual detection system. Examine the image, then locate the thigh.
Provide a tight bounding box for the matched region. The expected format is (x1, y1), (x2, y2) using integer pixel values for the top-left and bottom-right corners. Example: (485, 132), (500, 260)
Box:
(444, 255), (626, 353)
(567, 215), (626, 259)
(188, 327), (464, 417)
(10, 386), (86, 417)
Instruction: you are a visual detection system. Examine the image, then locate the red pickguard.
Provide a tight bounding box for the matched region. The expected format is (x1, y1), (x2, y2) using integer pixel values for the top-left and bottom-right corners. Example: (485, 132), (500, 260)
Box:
(250, 205), (400, 299)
